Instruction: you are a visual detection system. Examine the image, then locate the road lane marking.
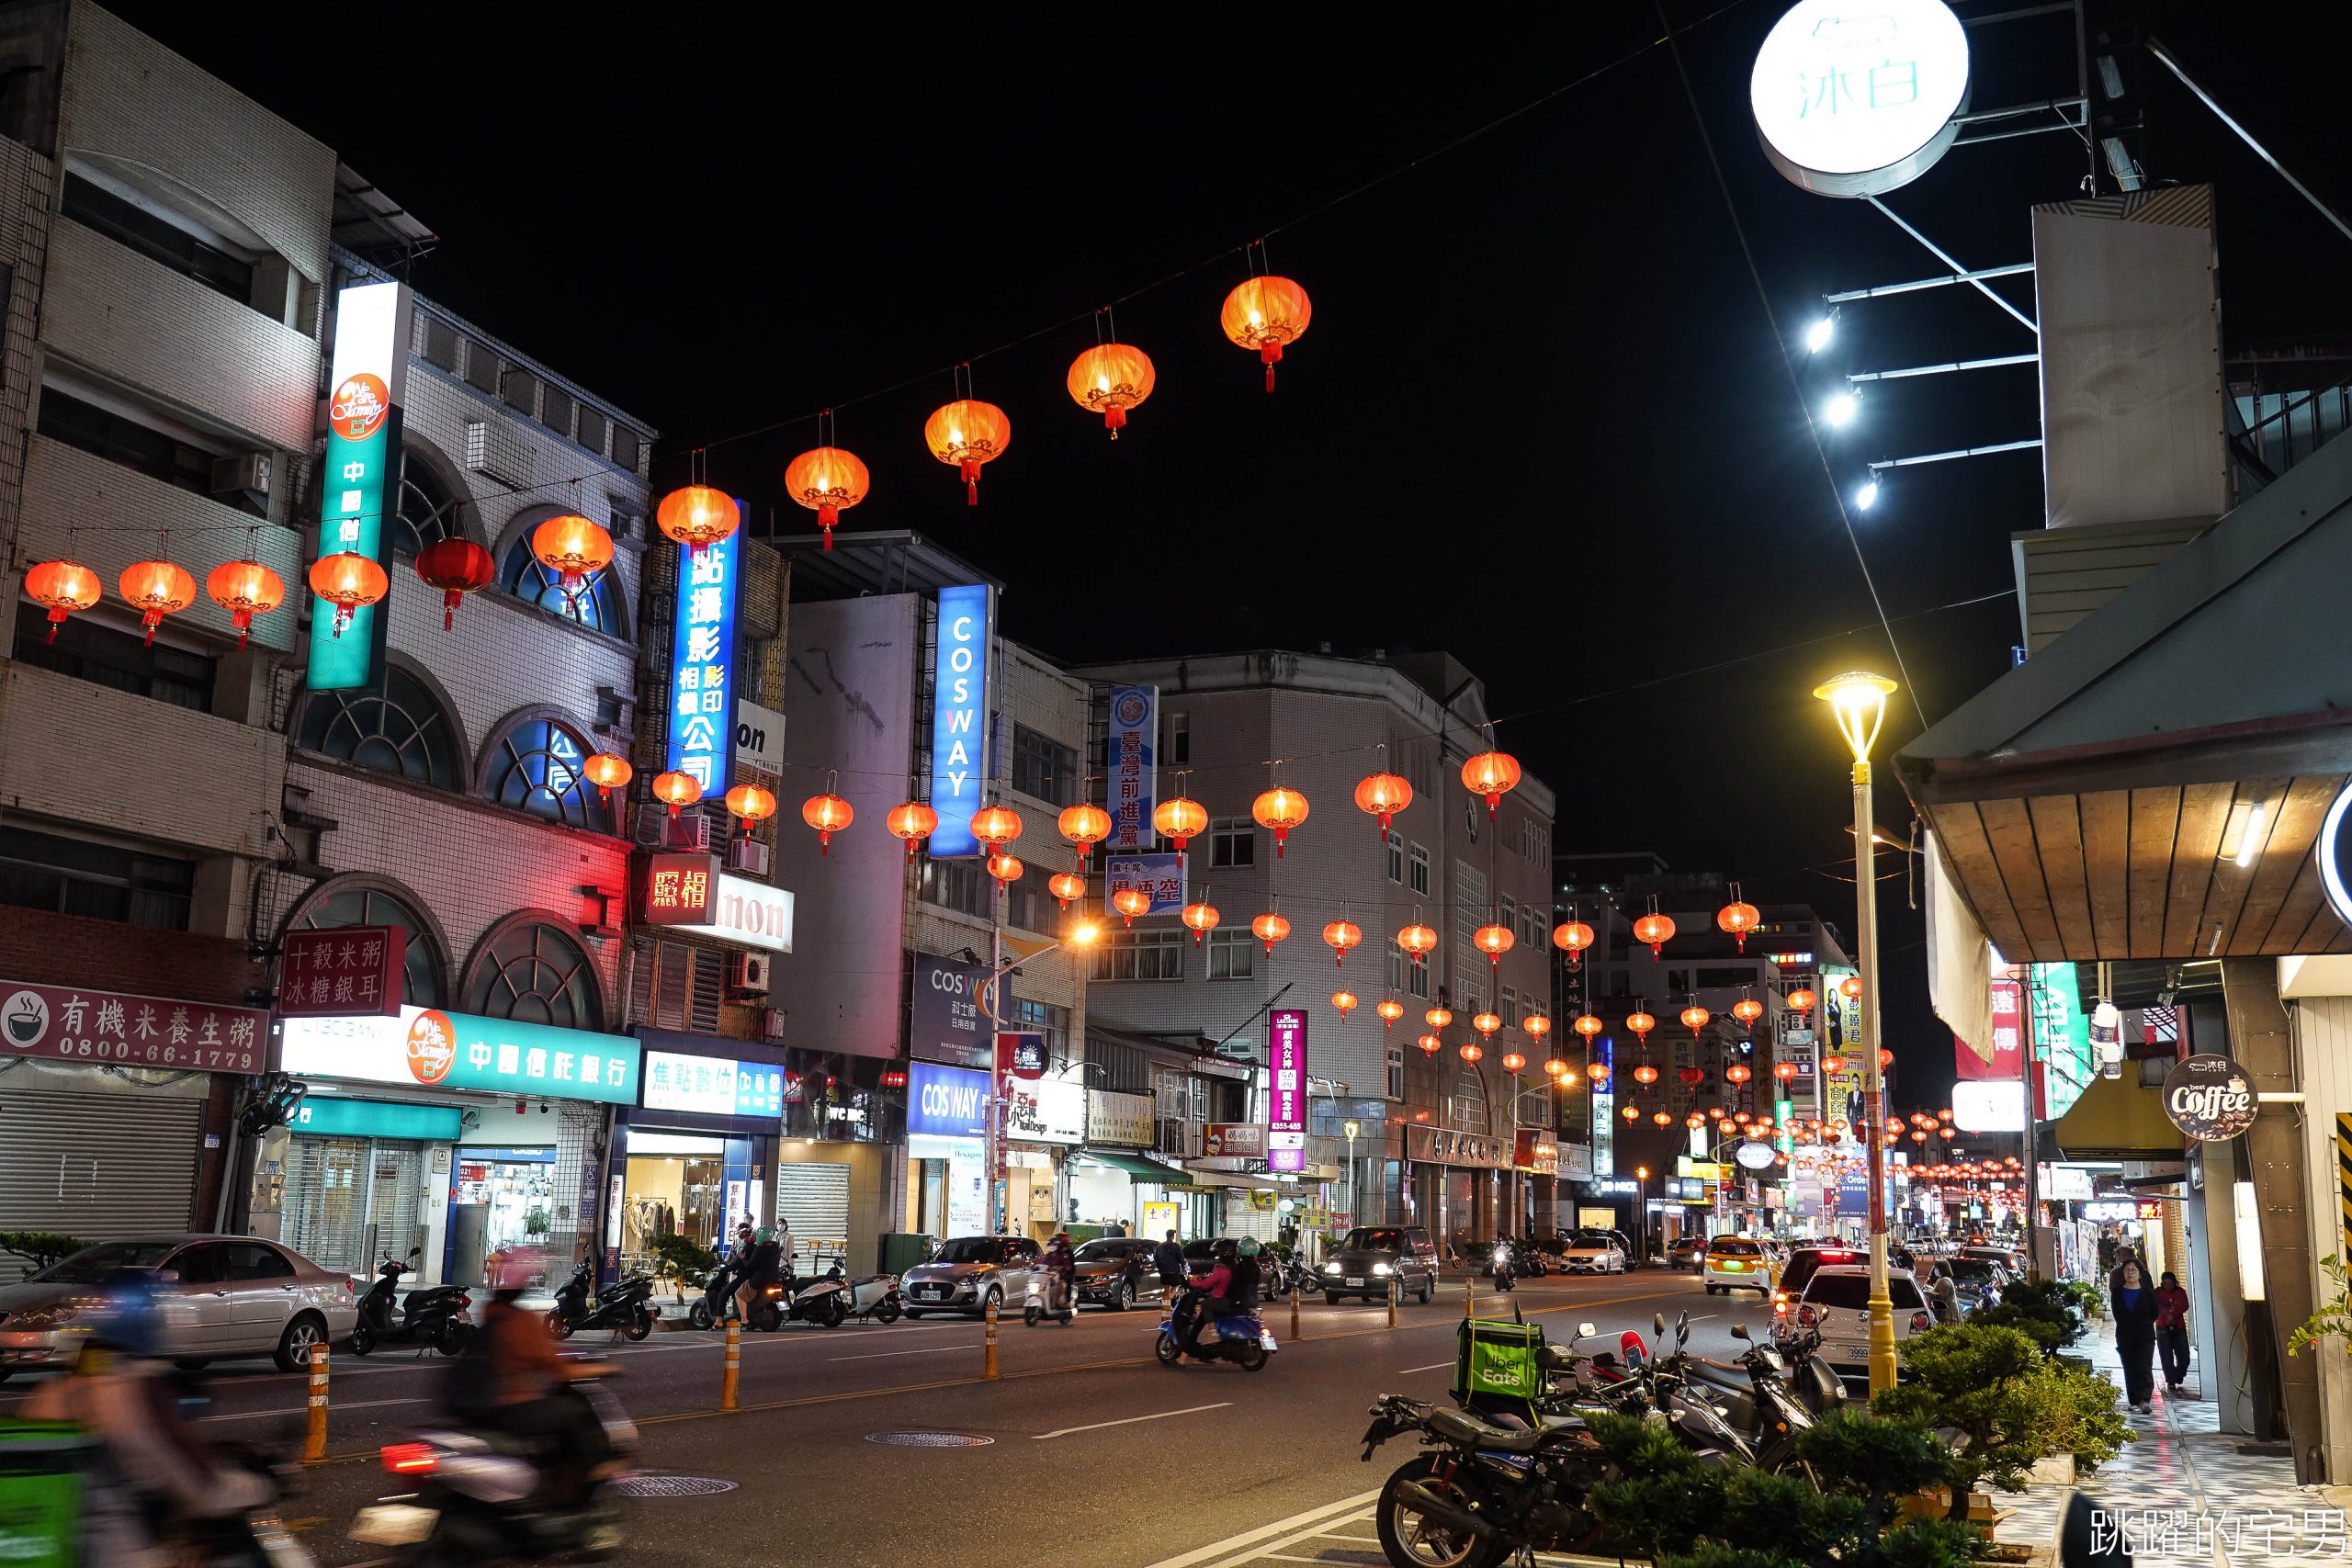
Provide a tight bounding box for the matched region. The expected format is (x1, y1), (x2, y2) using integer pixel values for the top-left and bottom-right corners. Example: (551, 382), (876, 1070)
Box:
(1138, 1491), (1384, 1568)
(830, 1345), (973, 1362)
(202, 1396), (427, 1422)
(1034, 1401), (1231, 1439)
(1399, 1361), (1453, 1373)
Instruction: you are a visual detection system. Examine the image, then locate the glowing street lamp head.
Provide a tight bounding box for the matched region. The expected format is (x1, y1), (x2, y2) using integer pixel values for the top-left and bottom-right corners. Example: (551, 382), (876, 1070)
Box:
(1823, 391), (1860, 427)
(1804, 316), (1835, 354)
(1812, 670), (1898, 764)
(1067, 921), (1103, 948)
(1855, 478), (1880, 511)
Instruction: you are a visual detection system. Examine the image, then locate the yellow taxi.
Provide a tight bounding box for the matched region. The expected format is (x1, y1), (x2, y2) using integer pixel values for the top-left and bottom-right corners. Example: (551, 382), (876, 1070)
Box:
(1701, 1235), (1777, 1296)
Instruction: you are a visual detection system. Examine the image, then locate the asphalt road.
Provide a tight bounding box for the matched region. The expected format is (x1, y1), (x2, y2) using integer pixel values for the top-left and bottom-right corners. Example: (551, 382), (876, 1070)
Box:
(1, 1266), (1779, 1566)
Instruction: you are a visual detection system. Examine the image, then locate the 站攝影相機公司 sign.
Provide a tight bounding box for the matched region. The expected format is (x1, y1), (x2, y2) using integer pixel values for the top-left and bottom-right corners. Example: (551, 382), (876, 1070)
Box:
(666, 516), (743, 797)
(927, 584), (991, 856)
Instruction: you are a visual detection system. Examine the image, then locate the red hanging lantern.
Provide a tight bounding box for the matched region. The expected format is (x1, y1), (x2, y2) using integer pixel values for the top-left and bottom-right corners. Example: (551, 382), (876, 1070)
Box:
(970, 805), (1024, 852)
(1621, 1103), (1639, 1122)
(117, 558), (196, 649)
(1731, 998), (1763, 1032)
(308, 552), (388, 640)
(1460, 1042), (1484, 1064)
(1460, 750), (1521, 820)
(582, 753), (632, 802)
(1474, 922), (1514, 968)
(1322, 919), (1363, 966)
(1774, 1061), (1800, 1082)
(1679, 1005), (1711, 1037)
(1182, 898), (1221, 946)
(1500, 1050), (1525, 1074)
(1377, 999), (1406, 1032)
(1397, 921), (1438, 969)
(655, 484), (741, 553)
(887, 801), (940, 861)
(1251, 785), (1308, 857)
(1786, 988), (1817, 1015)
(23, 558), (101, 643)
(1632, 1064), (1658, 1086)
(1417, 1032), (1442, 1056)
(1716, 884), (1760, 952)
(922, 400), (1012, 505)
(986, 852), (1024, 894)
(1653, 1111), (1674, 1128)
(1725, 1063), (1753, 1085)
(1633, 907), (1676, 957)
(1574, 1013), (1603, 1040)
(651, 770), (703, 817)
(1058, 804), (1112, 861)
(1332, 990), (1360, 1018)
(724, 783), (776, 835)
(802, 789), (854, 852)
(205, 559), (285, 649)
(1878, 1048), (1894, 1069)
(530, 514), (614, 601)
(1551, 919), (1594, 968)
(1425, 1007), (1453, 1031)
(1678, 1067), (1705, 1087)
(1820, 1053), (1846, 1076)
(1153, 795), (1208, 851)
(1251, 910), (1290, 955)
(1353, 771), (1413, 837)
(1841, 976), (1864, 1000)
(1588, 1061), (1612, 1085)
(1522, 1015), (1552, 1044)
(413, 538), (493, 631)
(1688, 1115), (1706, 1130)
(1221, 276), (1312, 391)
(1544, 1058), (1570, 1079)
(1474, 1012), (1502, 1041)
(784, 446), (869, 551)
(1067, 342), (1156, 437)
(1049, 872), (1087, 909)
(1112, 887), (1150, 928)
(1625, 1009), (1655, 1042)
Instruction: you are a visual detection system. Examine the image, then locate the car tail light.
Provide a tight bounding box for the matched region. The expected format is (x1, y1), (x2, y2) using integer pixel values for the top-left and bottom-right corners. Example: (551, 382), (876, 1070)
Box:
(1796, 1305), (1817, 1326)
(1773, 1299), (1788, 1315)
(454, 1294), (471, 1310)
(380, 1443), (437, 1475)
(1911, 1311), (1931, 1332)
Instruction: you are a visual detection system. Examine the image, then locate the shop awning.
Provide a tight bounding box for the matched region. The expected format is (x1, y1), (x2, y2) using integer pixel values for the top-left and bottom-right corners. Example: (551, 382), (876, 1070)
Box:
(2053, 1072), (2184, 1158)
(1072, 1149), (1182, 1180)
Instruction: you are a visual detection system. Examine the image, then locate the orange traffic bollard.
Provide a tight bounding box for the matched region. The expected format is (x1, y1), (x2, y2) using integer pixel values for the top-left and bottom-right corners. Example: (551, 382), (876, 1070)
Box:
(721, 1318), (741, 1412)
(1290, 1282), (1302, 1341)
(302, 1340), (328, 1463)
(983, 1296), (1000, 1380)
(1464, 1273), (1475, 1318)
(1388, 1275), (1398, 1328)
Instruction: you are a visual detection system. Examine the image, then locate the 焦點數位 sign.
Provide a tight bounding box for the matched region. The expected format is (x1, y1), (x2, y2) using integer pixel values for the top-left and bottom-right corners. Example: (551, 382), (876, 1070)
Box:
(277, 1006), (640, 1104)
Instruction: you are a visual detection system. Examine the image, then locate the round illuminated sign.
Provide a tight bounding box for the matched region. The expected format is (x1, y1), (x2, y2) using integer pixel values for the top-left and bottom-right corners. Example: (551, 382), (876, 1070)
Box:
(1735, 1140), (1778, 1171)
(404, 1009), (456, 1086)
(2319, 779), (2352, 928)
(329, 371), (391, 442)
(2162, 1054), (2256, 1143)
(1750, 0), (1971, 197)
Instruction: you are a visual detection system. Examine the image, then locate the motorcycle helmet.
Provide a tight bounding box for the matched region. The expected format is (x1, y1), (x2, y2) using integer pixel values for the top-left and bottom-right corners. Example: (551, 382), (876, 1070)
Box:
(1238, 1238), (1261, 1258)
(76, 1274), (165, 1358)
(756, 1227), (775, 1243)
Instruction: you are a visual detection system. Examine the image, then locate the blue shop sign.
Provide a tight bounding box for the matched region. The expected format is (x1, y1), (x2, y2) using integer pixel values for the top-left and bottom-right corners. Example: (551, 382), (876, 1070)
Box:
(908, 1061), (989, 1140)
(665, 516), (742, 795)
(290, 1098), (462, 1142)
(927, 583), (991, 857)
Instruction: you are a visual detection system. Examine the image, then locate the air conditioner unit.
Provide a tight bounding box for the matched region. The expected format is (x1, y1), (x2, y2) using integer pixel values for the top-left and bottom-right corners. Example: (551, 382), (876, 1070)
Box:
(729, 952), (772, 997)
(728, 837), (770, 876)
(666, 813), (712, 852)
(761, 1007), (787, 1043)
(210, 451), (272, 502)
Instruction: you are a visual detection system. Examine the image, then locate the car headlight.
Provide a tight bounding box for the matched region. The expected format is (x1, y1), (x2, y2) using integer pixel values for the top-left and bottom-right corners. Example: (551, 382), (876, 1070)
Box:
(1372, 1262), (1393, 1277)
(1322, 1262), (1341, 1275)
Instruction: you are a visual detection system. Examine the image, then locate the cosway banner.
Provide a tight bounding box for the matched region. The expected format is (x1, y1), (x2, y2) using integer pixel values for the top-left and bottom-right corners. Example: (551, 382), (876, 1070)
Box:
(277, 1006), (640, 1105)
(927, 584), (991, 857)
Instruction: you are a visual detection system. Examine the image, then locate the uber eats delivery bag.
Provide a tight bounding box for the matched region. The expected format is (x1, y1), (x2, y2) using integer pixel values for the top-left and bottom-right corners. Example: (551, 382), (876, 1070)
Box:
(1453, 1315), (1545, 1421)
(0, 1419), (94, 1568)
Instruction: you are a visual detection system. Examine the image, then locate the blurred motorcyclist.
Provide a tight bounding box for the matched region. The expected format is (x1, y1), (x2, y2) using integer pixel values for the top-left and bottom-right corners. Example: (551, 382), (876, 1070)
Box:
(471, 1248), (605, 1505)
(21, 1276), (271, 1568)
(1231, 1237), (1265, 1312)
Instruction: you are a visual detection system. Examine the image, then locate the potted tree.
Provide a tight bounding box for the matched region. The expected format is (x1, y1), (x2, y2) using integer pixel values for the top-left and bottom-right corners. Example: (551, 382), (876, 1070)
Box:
(1873, 1323), (2132, 1506)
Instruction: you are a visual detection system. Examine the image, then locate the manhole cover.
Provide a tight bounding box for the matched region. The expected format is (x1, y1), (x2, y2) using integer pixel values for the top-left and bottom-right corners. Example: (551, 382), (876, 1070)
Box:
(865, 1430), (996, 1449)
(614, 1474), (741, 1498)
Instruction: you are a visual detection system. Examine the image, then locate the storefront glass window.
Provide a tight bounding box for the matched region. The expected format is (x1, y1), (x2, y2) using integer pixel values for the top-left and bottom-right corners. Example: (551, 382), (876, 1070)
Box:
(295, 885), (443, 1009)
(468, 919), (603, 1030)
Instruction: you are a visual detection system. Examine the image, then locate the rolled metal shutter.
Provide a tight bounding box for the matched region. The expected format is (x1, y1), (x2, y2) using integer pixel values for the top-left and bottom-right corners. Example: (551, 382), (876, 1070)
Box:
(0, 1086), (204, 1280)
(774, 1163), (849, 1275)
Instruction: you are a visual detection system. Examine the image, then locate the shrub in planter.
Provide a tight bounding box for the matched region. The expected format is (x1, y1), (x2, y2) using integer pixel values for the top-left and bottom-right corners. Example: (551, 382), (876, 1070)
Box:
(1588, 1409), (1984, 1568)
(1873, 1323), (2132, 1517)
(651, 1230), (720, 1289)
(1970, 1278), (2086, 1353)
(0, 1231), (87, 1274)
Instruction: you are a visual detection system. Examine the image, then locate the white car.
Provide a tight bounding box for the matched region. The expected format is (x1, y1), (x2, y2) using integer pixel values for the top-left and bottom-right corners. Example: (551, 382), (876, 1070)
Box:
(1702, 1235), (1775, 1295)
(1555, 1233), (1628, 1275)
(1784, 1264), (1935, 1374)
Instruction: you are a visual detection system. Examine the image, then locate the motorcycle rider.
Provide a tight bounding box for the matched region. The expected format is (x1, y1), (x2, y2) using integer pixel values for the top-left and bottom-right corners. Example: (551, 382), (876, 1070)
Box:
(1041, 1232), (1076, 1318)
(21, 1276), (272, 1567)
(472, 1249), (605, 1505)
(1492, 1234), (1517, 1292)
(1231, 1237), (1265, 1312)
(1180, 1240), (1239, 1359)
(737, 1225), (784, 1324)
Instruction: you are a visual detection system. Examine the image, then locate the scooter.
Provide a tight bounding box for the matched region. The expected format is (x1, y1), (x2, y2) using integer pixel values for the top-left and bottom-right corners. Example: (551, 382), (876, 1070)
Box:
(1151, 1290), (1272, 1371)
(1023, 1271), (1074, 1327)
(1491, 1240), (1518, 1293)
(816, 1246), (902, 1324)
(351, 1364), (637, 1563)
(349, 1247), (473, 1358)
(685, 1254), (748, 1331)
(749, 1266), (852, 1329)
(546, 1259), (655, 1341)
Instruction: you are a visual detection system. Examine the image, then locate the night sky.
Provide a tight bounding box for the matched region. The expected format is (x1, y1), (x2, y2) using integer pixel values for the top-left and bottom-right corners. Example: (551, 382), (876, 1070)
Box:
(110, 1), (2350, 1108)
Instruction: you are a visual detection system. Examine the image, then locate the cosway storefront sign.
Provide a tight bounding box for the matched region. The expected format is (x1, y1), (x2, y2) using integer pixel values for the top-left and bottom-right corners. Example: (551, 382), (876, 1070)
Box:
(307, 281), (413, 692)
(907, 1061), (989, 1139)
(927, 584), (991, 857)
(277, 1006), (640, 1104)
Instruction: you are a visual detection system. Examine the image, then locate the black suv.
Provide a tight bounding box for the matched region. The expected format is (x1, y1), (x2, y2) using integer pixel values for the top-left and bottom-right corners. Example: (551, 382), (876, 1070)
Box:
(1317, 1225), (1439, 1303)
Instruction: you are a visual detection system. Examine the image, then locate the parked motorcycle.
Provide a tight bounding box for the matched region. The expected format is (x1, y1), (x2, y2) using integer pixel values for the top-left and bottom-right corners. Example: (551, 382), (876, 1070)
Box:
(546, 1259), (655, 1341)
(748, 1266), (852, 1329)
(1152, 1292), (1273, 1371)
(351, 1364), (637, 1563)
(349, 1247), (473, 1358)
(815, 1246), (902, 1324)
(1516, 1238), (1549, 1280)
(1363, 1392), (1612, 1567)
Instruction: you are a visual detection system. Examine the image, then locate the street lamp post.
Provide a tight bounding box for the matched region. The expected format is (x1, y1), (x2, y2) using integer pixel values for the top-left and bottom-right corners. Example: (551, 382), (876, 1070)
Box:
(1635, 1165), (1651, 1258)
(1815, 670), (1899, 1397)
(978, 921), (1102, 1236)
(1343, 1120), (1360, 1231)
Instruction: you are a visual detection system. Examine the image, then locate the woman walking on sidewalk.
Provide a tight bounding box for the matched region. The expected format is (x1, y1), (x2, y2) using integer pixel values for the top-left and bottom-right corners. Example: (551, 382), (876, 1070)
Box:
(2154, 1269), (2193, 1396)
(2109, 1252), (2161, 1413)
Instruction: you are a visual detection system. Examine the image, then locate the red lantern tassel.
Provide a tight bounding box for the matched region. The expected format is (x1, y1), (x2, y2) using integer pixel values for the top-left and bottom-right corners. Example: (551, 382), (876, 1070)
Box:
(961, 458), (980, 506)
(1261, 341), (1282, 393)
(1105, 404), (1125, 440)
(819, 502), (837, 551)
(442, 589), (462, 631)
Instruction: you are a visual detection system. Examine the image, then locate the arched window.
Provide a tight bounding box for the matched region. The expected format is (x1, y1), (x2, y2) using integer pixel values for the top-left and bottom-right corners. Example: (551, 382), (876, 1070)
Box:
(293, 883), (444, 1009)
(298, 666), (461, 788)
(500, 532), (623, 638)
(393, 449), (469, 557)
(482, 716), (606, 830)
(1451, 1066), (1490, 1135)
(468, 919), (602, 1030)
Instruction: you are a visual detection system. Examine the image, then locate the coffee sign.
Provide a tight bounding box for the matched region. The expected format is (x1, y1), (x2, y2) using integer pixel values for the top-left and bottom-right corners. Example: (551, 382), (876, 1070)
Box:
(2162, 1055), (2256, 1142)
